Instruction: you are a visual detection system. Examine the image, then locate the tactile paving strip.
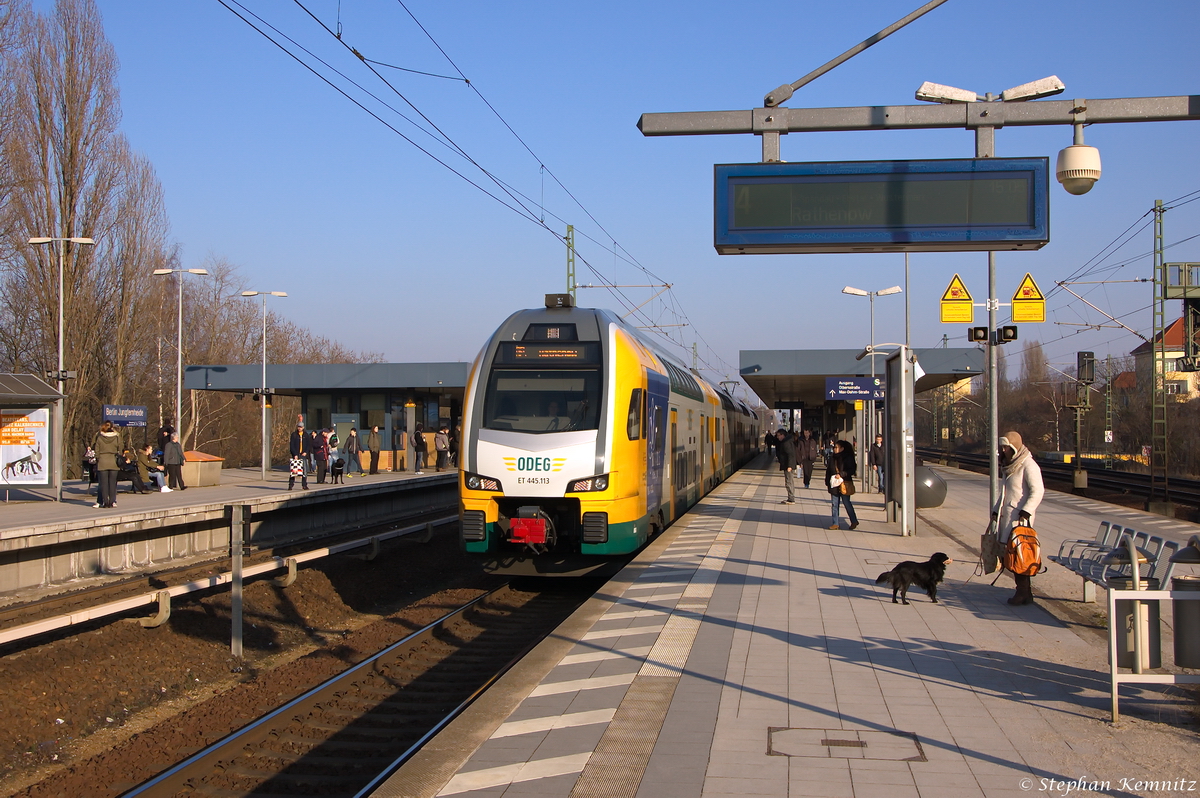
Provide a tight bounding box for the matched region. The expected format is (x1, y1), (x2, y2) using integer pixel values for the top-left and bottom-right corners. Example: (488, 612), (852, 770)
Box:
(568, 675), (678, 798)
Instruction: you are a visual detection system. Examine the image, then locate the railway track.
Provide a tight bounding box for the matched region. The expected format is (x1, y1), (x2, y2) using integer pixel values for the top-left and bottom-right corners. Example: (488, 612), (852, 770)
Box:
(120, 581), (595, 798)
(917, 447), (1200, 507)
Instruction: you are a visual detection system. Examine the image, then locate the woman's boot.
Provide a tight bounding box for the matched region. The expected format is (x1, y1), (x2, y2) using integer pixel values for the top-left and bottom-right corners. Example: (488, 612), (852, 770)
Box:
(1008, 574), (1033, 605)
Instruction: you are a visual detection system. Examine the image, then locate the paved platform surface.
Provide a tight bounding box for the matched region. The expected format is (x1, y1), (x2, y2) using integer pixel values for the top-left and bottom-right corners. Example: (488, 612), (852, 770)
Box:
(0, 466), (452, 537)
(379, 460), (1200, 798)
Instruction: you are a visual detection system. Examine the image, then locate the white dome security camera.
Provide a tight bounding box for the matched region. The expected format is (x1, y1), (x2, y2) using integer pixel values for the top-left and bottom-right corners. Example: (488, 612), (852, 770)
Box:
(1056, 123), (1101, 195)
(1057, 145), (1102, 195)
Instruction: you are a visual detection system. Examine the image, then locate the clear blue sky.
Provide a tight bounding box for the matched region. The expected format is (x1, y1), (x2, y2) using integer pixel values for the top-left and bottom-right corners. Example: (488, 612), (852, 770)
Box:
(80, 0), (1200, 386)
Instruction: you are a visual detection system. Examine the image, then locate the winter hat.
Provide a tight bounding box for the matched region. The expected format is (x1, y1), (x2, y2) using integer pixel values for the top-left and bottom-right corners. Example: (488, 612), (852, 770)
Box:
(999, 430), (1023, 451)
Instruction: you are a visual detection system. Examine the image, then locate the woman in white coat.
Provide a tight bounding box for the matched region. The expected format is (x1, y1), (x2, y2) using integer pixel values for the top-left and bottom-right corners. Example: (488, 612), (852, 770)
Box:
(994, 430), (1044, 605)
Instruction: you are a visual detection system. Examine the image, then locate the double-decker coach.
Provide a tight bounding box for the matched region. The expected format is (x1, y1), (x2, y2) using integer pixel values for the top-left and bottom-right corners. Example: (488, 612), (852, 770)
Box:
(458, 295), (761, 574)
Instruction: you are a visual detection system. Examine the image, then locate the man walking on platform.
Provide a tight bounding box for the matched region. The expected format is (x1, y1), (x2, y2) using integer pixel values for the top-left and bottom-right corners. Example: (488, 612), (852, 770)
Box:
(797, 428), (819, 489)
(775, 428), (797, 504)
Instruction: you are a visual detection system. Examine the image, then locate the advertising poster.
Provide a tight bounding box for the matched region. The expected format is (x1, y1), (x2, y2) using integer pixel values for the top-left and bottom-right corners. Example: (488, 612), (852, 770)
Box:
(1, 407), (50, 486)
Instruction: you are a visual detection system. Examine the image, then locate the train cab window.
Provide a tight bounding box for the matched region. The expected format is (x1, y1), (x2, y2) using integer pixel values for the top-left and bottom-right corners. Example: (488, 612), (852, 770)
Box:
(483, 369), (602, 433)
(626, 388), (643, 440)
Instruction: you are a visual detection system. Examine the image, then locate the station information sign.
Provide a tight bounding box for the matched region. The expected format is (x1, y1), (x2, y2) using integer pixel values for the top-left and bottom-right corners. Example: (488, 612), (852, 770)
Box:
(825, 377), (885, 400)
(715, 158), (1049, 254)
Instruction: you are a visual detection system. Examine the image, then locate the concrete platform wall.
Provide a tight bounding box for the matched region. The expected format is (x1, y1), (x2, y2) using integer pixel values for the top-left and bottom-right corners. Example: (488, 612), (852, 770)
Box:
(0, 476), (457, 595)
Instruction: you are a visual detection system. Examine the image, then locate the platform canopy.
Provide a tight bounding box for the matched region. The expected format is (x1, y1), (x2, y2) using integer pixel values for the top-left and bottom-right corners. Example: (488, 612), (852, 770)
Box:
(739, 348), (984, 409)
(0, 373), (63, 403)
(184, 363), (469, 395)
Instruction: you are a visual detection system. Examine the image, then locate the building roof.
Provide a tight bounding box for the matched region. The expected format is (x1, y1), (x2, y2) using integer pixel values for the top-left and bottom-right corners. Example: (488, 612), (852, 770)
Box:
(738, 348), (984, 409)
(184, 362), (471, 395)
(1112, 371), (1137, 391)
(1131, 317), (1187, 355)
(0, 373), (64, 403)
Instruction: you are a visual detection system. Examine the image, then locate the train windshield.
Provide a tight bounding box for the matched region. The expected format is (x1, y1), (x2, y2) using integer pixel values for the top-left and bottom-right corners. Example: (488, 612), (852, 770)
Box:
(482, 369), (602, 433)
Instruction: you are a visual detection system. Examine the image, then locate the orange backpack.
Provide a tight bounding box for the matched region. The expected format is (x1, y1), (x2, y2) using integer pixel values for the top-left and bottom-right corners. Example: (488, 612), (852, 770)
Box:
(1003, 525), (1043, 576)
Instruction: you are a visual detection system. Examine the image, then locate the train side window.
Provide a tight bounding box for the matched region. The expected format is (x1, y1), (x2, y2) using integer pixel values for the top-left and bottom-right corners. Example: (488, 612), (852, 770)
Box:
(627, 388), (643, 440)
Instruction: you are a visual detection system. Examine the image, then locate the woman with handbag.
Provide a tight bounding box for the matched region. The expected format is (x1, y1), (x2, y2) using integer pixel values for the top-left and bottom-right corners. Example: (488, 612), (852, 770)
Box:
(825, 439), (859, 531)
(994, 430), (1044, 605)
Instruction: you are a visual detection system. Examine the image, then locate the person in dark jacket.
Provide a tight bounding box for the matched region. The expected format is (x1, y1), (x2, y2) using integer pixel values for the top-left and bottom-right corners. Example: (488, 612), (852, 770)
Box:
(344, 427), (363, 477)
(411, 424), (426, 474)
(120, 448), (150, 494)
(868, 434), (885, 494)
(367, 425), (382, 475)
(314, 429), (330, 484)
(163, 433), (187, 491)
(797, 429), (819, 489)
(137, 443), (168, 491)
(774, 428), (797, 504)
(288, 422), (309, 490)
(156, 420), (174, 465)
(826, 439), (859, 530)
(92, 421), (122, 508)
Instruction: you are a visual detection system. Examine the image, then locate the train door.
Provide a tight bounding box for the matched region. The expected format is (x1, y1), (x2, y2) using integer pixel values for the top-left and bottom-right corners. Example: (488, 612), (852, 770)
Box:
(671, 408), (684, 520)
(699, 413), (706, 493)
(646, 371), (669, 526)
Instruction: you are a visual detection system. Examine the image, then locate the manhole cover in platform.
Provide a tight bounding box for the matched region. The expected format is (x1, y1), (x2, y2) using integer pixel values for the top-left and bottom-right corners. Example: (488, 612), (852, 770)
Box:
(768, 728), (926, 761)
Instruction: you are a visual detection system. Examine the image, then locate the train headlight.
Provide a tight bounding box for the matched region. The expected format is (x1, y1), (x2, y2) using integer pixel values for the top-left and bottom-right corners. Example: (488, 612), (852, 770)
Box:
(464, 472), (502, 492)
(567, 474), (610, 492)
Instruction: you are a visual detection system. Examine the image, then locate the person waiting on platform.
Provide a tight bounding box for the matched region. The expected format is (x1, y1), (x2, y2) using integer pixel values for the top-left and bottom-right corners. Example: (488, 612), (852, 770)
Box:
(163, 433), (187, 491)
(994, 430), (1044, 606)
(435, 424), (450, 471)
(774, 428), (797, 504)
(797, 428), (819, 489)
(869, 434), (885, 494)
(344, 427), (363, 477)
(137, 443), (168, 491)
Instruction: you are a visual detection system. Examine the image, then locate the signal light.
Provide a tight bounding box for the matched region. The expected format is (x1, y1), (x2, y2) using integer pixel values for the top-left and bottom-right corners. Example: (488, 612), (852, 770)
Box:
(968, 327), (989, 343)
(998, 326), (1019, 343)
(1077, 351), (1096, 384)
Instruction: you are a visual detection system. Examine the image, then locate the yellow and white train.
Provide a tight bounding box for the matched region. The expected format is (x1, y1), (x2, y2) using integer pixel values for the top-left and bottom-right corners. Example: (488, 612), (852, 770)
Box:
(459, 295), (763, 573)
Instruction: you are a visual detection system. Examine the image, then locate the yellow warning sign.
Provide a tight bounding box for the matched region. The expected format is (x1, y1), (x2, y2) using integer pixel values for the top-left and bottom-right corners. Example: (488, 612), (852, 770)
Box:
(940, 273), (974, 323)
(1011, 273), (1045, 323)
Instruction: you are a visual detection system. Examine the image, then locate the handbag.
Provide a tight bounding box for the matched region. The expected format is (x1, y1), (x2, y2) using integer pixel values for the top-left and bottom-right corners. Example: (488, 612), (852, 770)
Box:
(979, 530), (1002, 575)
(840, 479), (855, 496)
(290, 457), (305, 477)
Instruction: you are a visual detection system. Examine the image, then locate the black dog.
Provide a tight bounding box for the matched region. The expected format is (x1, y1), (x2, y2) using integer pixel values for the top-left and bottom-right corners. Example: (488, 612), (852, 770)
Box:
(875, 552), (951, 605)
(330, 458), (345, 484)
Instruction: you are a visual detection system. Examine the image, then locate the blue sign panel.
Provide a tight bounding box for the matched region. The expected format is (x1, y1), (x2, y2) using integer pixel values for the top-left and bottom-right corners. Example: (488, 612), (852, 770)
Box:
(825, 377), (884, 400)
(715, 158), (1049, 254)
(103, 404), (148, 427)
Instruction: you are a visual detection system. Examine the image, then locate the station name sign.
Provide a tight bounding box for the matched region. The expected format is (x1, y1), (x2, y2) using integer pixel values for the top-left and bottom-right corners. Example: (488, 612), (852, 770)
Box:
(102, 404), (148, 427)
(714, 158), (1049, 254)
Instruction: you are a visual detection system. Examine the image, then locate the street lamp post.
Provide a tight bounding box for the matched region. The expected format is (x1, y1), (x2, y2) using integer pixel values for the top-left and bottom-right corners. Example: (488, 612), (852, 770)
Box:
(28, 235), (96, 502)
(153, 268), (209, 447)
(241, 291), (287, 481)
(842, 285), (902, 487)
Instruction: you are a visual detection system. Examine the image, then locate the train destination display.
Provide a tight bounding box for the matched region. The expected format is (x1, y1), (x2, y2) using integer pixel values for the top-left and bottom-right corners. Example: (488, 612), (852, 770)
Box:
(496, 342), (601, 364)
(714, 158), (1049, 254)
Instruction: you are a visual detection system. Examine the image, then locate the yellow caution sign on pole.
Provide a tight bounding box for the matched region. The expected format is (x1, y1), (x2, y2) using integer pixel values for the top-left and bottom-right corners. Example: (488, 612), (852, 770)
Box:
(940, 274), (973, 323)
(1011, 273), (1045, 323)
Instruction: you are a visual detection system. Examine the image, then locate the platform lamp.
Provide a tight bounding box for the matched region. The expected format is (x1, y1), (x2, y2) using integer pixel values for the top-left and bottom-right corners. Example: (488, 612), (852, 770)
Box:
(153, 268), (209, 449)
(241, 291), (287, 481)
(842, 285), (902, 484)
(28, 235), (95, 502)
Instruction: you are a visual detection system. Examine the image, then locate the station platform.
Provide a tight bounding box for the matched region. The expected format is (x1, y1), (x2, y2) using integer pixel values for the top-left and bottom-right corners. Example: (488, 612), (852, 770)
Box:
(0, 466), (449, 539)
(378, 460), (1200, 798)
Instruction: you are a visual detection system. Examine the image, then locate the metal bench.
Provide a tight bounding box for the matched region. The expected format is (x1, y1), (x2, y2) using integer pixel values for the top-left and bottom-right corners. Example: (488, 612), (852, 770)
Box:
(1050, 522), (1179, 602)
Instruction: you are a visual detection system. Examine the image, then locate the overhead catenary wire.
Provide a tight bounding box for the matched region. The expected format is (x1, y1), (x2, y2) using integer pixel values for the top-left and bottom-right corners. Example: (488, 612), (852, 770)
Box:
(299, 0), (738, 377)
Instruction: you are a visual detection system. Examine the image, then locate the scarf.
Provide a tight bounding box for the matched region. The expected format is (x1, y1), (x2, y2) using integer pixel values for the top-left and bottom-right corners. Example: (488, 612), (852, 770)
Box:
(1003, 446), (1031, 478)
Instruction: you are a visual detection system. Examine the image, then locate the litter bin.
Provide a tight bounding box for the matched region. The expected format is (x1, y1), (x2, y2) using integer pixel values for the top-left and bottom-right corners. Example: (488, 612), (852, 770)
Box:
(915, 466), (947, 509)
(1172, 575), (1200, 668)
(1110, 577), (1161, 670)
